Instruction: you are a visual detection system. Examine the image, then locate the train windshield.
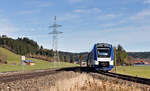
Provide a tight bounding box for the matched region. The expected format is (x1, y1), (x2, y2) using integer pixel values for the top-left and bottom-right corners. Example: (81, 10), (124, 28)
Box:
(97, 48), (110, 57)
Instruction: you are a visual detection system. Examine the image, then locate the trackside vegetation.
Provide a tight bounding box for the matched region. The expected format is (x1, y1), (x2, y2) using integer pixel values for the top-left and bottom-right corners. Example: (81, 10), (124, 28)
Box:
(112, 66), (150, 79)
(114, 45), (130, 65)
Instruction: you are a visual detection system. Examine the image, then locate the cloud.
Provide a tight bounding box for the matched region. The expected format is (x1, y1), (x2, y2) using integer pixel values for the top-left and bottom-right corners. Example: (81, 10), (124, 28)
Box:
(67, 0), (94, 4)
(127, 9), (150, 25)
(99, 23), (118, 28)
(27, 0), (53, 8)
(144, 0), (150, 4)
(35, 1), (53, 7)
(97, 13), (122, 21)
(19, 10), (40, 15)
(73, 8), (101, 14)
(68, 0), (85, 3)
(130, 9), (150, 20)
(57, 13), (80, 22)
(0, 16), (17, 35)
(98, 9), (150, 28)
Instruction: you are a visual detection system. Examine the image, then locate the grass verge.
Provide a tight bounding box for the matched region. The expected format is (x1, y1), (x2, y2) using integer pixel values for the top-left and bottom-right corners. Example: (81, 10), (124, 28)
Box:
(112, 66), (150, 79)
(0, 47), (78, 72)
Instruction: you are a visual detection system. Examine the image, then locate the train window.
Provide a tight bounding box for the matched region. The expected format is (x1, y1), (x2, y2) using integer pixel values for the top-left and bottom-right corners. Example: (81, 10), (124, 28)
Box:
(97, 48), (110, 57)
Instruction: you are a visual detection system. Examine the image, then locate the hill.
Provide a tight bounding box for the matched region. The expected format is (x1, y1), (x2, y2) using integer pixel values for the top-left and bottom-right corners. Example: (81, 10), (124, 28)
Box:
(0, 35), (79, 63)
(128, 52), (150, 60)
(0, 47), (78, 72)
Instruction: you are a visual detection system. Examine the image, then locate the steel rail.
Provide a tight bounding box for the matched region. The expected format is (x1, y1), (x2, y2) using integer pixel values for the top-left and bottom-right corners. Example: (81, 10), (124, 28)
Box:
(0, 67), (79, 83)
(98, 71), (150, 85)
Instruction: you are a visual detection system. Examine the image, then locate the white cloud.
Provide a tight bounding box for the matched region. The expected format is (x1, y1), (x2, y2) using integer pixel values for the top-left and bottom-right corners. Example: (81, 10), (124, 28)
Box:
(57, 13), (80, 22)
(98, 9), (150, 27)
(127, 9), (150, 26)
(0, 16), (17, 35)
(27, 0), (53, 8)
(98, 13), (122, 21)
(35, 1), (53, 7)
(68, 0), (85, 3)
(99, 23), (118, 28)
(144, 0), (150, 4)
(19, 10), (40, 15)
(130, 9), (150, 20)
(73, 8), (101, 14)
(73, 9), (83, 13)
(67, 0), (94, 4)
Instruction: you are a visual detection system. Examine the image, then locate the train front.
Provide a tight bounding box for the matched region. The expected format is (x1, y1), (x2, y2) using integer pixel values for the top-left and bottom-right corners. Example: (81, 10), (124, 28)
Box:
(94, 43), (114, 71)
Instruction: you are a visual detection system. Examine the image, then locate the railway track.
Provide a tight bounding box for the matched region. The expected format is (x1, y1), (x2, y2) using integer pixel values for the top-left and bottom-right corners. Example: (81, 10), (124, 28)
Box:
(57, 67), (150, 85)
(0, 67), (79, 83)
(98, 71), (150, 85)
(0, 66), (150, 86)
(61, 67), (150, 85)
(0, 70), (58, 83)
(0, 66), (86, 83)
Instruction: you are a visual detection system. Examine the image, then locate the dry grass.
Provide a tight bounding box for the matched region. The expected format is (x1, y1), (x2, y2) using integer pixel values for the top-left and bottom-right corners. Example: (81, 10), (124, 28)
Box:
(49, 73), (150, 91)
(0, 71), (80, 91)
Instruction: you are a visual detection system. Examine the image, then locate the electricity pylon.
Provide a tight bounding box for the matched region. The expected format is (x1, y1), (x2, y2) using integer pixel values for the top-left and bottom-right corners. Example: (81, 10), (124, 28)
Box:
(49, 16), (63, 63)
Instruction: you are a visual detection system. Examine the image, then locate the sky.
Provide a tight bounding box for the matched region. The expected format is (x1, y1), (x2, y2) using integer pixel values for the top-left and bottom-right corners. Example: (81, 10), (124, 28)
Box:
(0, 0), (150, 52)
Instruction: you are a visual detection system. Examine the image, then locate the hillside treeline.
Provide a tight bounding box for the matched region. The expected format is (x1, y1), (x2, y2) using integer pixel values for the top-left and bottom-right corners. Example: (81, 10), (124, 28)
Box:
(0, 36), (39, 55)
(128, 52), (150, 60)
(0, 35), (77, 63)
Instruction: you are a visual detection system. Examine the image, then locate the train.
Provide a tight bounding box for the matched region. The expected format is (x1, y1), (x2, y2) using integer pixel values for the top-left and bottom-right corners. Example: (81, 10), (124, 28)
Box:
(87, 43), (114, 71)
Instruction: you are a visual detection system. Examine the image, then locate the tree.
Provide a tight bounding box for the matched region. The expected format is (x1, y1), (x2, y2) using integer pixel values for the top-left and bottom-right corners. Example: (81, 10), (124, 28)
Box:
(116, 44), (128, 65)
(113, 47), (117, 66)
(70, 54), (74, 63)
(0, 55), (7, 64)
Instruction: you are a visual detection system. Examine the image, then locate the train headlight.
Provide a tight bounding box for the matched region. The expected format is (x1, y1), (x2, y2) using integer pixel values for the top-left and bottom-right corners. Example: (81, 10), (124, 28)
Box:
(95, 61), (98, 65)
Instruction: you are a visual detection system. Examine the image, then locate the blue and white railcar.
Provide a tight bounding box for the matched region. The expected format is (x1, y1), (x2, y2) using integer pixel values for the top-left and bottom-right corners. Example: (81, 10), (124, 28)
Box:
(87, 43), (114, 71)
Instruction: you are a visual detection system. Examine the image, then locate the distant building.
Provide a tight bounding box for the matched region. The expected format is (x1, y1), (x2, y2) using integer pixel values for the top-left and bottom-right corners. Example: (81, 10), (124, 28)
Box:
(144, 62), (150, 64)
(133, 60), (145, 65)
(23, 60), (35, 66)
(1, 35), (8, 38)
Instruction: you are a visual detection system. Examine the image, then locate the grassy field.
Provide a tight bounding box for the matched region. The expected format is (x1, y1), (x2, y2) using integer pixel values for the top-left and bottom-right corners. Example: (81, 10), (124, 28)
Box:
(0, 47), (79, 72)
(112, 66), (150, 79)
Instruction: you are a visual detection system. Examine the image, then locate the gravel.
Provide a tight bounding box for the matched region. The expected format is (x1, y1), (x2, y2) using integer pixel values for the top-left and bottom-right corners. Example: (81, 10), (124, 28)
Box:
(0, 71), (80, 91)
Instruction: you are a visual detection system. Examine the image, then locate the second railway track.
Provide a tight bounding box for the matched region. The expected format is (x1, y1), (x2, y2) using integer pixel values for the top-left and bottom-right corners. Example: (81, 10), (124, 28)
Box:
(0, 70), (58, 83)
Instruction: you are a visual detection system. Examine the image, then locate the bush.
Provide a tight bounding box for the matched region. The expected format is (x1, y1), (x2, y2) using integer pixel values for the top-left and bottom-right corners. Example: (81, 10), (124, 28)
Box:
(0, 55), (7, 64)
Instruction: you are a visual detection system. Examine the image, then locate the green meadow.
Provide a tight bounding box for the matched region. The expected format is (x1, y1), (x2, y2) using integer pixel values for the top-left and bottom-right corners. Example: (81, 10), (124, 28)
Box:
(113, 66), (150, 79)
(0, 47), (79, 72)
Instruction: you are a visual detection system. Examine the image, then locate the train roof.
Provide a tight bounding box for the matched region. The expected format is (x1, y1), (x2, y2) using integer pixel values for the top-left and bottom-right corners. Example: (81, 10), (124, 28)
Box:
(95, 43), (111, 47)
